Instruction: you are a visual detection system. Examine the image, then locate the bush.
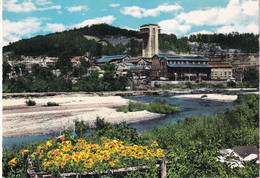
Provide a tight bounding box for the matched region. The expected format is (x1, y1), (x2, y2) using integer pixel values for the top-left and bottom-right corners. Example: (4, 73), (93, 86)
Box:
(47, 102), (59, 106)
(201, 94), (208, 98)
(117, 100), (180, 114)
(116, 107), (129, 113)
(227, 81), (236, 88)
(25, 99), (36, 106)
(75, 121), (89, 138)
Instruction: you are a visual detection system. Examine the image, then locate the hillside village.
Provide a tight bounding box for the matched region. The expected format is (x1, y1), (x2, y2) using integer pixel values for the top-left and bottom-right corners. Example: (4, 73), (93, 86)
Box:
(3, 24), (259, 90)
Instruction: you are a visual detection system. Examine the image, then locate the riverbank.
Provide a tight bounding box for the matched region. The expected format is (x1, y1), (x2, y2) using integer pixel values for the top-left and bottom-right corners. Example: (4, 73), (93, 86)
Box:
(172, 93), (238, 102)
(2, 89), (258, 138)
(2, 95), (163, 138)
(2, 88), (258, 99)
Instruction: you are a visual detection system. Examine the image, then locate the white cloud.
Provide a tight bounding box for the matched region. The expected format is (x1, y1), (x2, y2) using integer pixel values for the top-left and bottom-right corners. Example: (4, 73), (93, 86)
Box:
(159, 0), (258, 35)
(242, 0), (258, 16)
(110, 4), (120, 7)
(217, 23), (258, 34)
(3, 0), (61, 13)
(122, 26), (138, 31)
(66, 6), (88, 13)
(121, 4), (182, 18)
(189, 30), (213, 36)
(158, 19), (191, 36)
(35, 0), (52, 6)
(43, 23), (67, 33)
(3, 17), (42, 45)
(73, 16), (116, 28)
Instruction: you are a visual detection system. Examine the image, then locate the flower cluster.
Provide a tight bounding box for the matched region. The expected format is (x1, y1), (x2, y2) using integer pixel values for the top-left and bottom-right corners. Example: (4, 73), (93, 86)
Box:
(28, 137), (164, 173)
(8, 158), (17, 166)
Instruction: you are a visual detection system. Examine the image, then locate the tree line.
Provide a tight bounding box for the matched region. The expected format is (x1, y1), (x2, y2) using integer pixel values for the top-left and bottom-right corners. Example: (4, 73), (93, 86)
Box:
(189, 32), (259, 53)
(3, 60), (132, 93)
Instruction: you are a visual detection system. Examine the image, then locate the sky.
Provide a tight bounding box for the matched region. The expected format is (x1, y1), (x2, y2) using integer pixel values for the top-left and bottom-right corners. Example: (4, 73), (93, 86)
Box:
(2, 0), (259, 46)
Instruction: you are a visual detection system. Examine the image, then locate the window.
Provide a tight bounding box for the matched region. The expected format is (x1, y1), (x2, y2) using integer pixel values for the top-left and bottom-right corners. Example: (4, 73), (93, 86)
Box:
(229, 72), (231, 75)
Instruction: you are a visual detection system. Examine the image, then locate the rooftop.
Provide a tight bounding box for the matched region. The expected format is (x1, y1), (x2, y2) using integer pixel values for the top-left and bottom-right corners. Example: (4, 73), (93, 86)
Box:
(97, 55), (129, 63)
(71, 56), (84, 63)
(167, 64), (211, 68)
(140, 24), (160, 27)
(209, 62), (233, 68)
(165, 56), (209, 62)
(125, 57), (142, 63)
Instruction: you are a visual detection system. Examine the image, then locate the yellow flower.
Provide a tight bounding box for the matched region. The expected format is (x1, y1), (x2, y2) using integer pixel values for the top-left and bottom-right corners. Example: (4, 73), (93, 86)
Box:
(151, 141), (158, 147)
(109, 161), (115, 167)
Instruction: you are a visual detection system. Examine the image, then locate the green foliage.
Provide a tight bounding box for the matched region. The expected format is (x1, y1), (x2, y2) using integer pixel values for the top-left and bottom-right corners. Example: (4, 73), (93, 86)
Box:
(189, 32), (259, 53)
(72, 64), (131, 92)
(3, 24), (139, 58)
(201, 94), (208, 98)
(75, 121), (89, 138)
(90, 118), (139, 144)
(159, 34), (190, 53)
(156, 82), (229, 90)
(3, 64), (72, 93)
(242, 69), (259, 88)
(3, 94), (258, 177)
(25, 99), (36, 106)
(227, 81), (236, 88)
(3, 57), (11, 80)
(140, 94), (259, 177)
(117, 100), (180, 114)
(47, 102), (59, 106)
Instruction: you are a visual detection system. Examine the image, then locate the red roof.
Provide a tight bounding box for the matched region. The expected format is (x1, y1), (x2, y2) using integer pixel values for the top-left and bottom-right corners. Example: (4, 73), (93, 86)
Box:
(49, 57), (59, 61)
(110, 61), (118, 64)
(71, 56), (84, 63)
(209, 62), (233, 68)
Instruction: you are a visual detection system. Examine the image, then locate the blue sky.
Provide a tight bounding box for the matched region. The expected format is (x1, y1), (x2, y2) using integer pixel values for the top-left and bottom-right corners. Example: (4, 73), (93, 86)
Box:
(2, 0), (258, 46)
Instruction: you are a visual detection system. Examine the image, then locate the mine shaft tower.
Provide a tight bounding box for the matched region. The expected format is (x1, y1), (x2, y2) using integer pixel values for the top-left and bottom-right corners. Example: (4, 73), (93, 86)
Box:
(139, 24), (160, 58)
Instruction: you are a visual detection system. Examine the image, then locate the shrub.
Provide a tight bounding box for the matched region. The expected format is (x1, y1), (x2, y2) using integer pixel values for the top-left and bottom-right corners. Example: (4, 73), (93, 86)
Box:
(75, 121), (89, 138)
(116, 107), (129, 113)
(117, 100), (180, 114)
(201, 94), (208, 98)
(227, 81), (236, 88)
(47, 102), (59, 106)
(25, 99), (36, 106)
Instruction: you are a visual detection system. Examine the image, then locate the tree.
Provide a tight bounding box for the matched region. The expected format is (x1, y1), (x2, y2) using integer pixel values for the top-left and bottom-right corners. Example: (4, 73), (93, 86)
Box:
(3, 57), (11, 80)
(243, 69), (259, 88)
(56, 52), (73, 75)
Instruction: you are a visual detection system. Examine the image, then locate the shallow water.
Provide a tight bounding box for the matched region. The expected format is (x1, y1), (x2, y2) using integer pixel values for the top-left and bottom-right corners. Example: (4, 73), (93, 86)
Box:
(2, 93), (244, 149)
(126, 94), (239, 133)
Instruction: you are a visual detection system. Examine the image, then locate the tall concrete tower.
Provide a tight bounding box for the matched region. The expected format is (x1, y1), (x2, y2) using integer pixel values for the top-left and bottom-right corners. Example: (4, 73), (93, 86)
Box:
(139, 24), (160, 58)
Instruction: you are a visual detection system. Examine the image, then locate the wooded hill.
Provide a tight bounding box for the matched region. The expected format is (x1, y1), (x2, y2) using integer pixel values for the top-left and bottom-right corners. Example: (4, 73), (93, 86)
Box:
(3, 24), (259, 59)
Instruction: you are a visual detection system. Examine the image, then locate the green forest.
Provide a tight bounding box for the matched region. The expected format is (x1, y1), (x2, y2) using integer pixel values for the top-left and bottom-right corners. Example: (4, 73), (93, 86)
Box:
(3, 94), (259, 177)
(3, 24), (258, 60)
(189, 32), (259, 53)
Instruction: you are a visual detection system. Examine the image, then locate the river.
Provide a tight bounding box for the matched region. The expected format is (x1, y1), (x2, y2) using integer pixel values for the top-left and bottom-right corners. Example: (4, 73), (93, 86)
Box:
(2, 93), (244, 149)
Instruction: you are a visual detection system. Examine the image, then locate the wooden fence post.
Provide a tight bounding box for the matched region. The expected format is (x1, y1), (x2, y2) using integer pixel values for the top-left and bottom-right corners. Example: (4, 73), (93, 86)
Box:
(25, 153), (38, 178)
(160, 160), (167, 178)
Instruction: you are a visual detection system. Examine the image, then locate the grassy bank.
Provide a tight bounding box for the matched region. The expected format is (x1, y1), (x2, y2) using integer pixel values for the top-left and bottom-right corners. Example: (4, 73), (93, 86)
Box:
(117, 100), (180, 114)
